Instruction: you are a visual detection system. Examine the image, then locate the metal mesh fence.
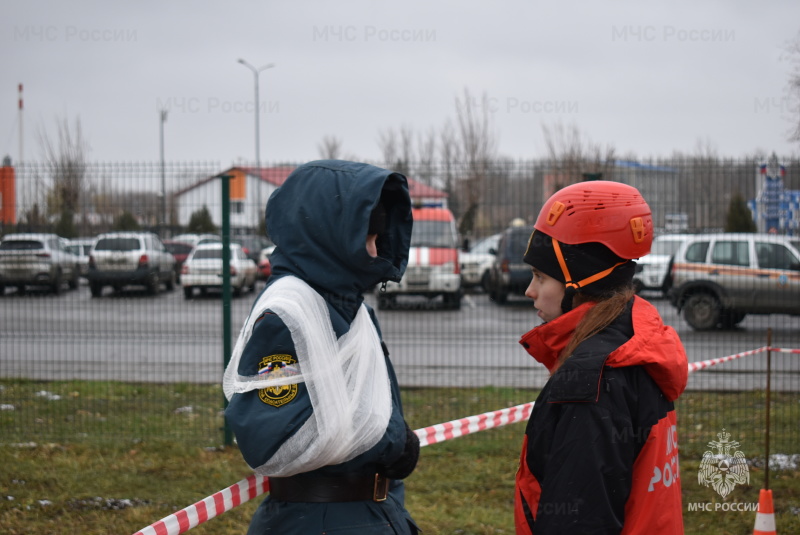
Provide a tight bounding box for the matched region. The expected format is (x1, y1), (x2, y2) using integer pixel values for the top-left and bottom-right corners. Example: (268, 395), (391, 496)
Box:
(1, 159), (799, 461)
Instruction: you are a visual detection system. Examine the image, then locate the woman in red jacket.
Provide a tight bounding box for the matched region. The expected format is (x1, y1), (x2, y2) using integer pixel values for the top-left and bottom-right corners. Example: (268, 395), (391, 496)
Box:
(515, 181), (688, 534)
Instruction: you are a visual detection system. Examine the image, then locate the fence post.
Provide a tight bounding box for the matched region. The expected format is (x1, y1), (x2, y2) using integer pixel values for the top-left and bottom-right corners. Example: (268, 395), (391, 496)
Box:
(219, 174), (233, 446)
(765, 327), (772, 490)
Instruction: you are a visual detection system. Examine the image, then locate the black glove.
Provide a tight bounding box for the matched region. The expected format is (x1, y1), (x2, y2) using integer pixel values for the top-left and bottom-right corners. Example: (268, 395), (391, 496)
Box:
(380, 421), (420, 480)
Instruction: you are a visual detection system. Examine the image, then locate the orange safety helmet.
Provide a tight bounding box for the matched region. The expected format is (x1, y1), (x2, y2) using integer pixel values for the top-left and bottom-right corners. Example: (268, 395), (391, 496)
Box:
(534, 180), (653, 260)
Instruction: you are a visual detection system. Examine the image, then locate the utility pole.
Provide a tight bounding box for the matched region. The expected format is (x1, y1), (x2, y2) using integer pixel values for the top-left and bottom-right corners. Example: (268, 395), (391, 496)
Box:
(160, 109), (168, 233)
(237, 59), (274, 233)
(18, 84), (23, 165)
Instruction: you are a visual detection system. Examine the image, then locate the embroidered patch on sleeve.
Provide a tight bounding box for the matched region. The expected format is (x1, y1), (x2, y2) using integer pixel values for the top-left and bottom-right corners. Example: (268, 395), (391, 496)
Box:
(256, 354), (300, 407)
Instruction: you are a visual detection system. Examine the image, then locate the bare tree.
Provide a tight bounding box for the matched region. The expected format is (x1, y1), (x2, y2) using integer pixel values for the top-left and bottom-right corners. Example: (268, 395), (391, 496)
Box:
(377, 128), (398, 167)
(399, 125), (414, 170)
(540, 121), (616, 197)
(436, 119), (462, 217)
(20, 202), (47, 232)
(453, 88), (498, 237)
(377, 125), (416, 177)
(414, 126), (438, 186)
(317, 135), (344, 160)
(37, 116), (89, 237)
(371, 89), (502, 238)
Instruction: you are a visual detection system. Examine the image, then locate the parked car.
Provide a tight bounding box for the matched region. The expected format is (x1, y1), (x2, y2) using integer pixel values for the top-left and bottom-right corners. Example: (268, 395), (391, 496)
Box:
(87, 232), (176, 297)
(170, 233), (221, 247)
(460, 233), (502, 291)
(256, 247), (273, 281)
(163, 240), (195, 283)
(234, 234), (274, 264)
(632, 234), (689, 295)
(668, 232), (800, 330)
(181, 242), (258, 299)
(0, 233), (80, 295)
(485, 225), (535, 304)
(65, 237), (96, 278)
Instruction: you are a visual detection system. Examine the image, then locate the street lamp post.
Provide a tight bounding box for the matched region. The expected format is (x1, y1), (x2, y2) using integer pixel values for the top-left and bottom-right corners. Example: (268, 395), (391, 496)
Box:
(159, 109), (168, 233)
(237, 58), (274, 233)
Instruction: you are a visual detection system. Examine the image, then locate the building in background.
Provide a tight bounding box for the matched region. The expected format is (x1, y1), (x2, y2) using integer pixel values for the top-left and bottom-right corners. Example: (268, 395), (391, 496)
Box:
(173, 166), (293, 236)
(542, 160), (680, 234)
(612, 160), (680, 234)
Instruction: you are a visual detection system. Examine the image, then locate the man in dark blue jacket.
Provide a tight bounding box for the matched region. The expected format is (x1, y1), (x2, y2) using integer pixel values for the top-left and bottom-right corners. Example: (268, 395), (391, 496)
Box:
(223, 160), (420, 534)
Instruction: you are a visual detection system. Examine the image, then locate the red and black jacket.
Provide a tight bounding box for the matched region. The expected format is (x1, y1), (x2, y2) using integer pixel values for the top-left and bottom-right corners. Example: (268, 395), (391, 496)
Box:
(516, 296), (688, 534)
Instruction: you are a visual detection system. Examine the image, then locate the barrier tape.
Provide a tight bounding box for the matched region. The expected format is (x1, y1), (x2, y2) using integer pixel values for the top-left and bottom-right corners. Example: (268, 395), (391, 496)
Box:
(134, 475), (269, 535)
(133, 345), (797, 535)
(687, 346), (768, 372)
(133, 404), (536, 535)
(770, 347), (800, 354)
(414, 401), (535, 447)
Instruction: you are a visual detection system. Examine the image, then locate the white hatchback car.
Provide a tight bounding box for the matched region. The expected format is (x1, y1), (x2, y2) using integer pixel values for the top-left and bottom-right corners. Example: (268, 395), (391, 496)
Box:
(632, 234), (689, 295)
(460, 233), (502, 290)
(181, 242), (258, 299)
(65, 237), (96, 278)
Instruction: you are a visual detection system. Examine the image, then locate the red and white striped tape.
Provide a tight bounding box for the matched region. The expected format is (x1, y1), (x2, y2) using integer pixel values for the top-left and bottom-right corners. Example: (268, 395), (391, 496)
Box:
(687, 346), (768, 372)
(134, 475), (269, 535)
(132, 403), (536, 535)
(414, 401), (535, 447)
(133, 345), (797, 535)
(770, 347), (800, 354)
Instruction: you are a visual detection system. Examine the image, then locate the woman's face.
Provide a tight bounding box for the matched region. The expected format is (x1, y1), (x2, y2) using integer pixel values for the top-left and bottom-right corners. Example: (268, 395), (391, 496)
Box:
(525, 268), (566, 322)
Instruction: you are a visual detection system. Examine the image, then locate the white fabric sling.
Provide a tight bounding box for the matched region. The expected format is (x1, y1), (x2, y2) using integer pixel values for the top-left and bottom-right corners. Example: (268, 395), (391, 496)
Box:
(222, 276), (392, 477)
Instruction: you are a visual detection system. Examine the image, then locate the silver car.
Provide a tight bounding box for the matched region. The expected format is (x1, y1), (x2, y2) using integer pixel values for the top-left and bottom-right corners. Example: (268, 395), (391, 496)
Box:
(181, 242), (257, 299)
(87, 232), (176, 297)
(65, 237), (96, 278)
(668, 232), (800, 330)
(170, 233), (221, 247)
(0, 233), (80, 295)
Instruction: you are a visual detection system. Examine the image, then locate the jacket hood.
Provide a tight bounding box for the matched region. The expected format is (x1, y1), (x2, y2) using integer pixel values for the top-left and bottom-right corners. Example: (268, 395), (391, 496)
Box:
(607, 296), (688, 401)
(519, 296), (688, 401)
(265, 160), (412, 300)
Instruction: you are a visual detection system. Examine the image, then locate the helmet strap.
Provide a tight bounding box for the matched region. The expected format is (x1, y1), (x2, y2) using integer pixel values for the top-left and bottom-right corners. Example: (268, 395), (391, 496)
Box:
(551, 239), (627, 313)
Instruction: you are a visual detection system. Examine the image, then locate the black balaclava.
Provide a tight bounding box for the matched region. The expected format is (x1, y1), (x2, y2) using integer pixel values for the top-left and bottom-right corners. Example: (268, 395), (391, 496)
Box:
(368, 202), (387, 236)
(523, 229), (636, 313)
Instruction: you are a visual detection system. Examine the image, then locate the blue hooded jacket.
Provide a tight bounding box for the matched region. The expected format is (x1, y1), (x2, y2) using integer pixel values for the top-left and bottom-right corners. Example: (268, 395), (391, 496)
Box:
(225, 160), (419, 534)
(265, 159), (411, 302)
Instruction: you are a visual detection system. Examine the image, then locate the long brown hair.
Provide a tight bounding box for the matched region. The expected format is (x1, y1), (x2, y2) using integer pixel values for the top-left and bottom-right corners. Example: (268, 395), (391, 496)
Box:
(554, 286), (636, 371)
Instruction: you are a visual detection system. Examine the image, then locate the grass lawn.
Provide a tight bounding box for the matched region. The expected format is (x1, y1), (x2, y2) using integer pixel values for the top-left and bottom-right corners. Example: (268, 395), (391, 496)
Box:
(1, 382), (798, 534)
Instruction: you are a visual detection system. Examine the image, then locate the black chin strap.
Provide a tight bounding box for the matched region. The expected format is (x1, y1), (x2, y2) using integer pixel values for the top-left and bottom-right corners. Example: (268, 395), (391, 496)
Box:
(551, 239), (626, 314)
(561, 285), (578, 314)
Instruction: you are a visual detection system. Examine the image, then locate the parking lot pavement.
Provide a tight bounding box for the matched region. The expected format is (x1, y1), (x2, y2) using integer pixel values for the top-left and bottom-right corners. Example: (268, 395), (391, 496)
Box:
(0, 284), (798, 391)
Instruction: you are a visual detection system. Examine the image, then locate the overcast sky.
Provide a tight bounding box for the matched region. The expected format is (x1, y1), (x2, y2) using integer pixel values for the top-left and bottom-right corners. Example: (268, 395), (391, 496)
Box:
(2, 0), (799, 167)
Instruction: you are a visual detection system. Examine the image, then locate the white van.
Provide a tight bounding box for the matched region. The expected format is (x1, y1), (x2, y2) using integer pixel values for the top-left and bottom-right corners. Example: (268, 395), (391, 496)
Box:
(378, 206), (462, 309)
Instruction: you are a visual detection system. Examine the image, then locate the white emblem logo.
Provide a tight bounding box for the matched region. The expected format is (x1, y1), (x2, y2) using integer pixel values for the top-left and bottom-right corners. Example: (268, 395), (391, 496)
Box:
(698, 428), (750, 498)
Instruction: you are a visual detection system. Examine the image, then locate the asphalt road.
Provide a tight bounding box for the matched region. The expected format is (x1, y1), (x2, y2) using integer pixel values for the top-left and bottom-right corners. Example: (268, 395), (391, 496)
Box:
(1, 284), (798, 391)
